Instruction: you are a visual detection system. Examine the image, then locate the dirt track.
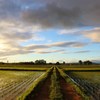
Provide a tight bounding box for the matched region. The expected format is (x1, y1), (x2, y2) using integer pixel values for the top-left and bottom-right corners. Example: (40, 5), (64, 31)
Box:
(59, 76), (82, 100)
(25, 67), (83, 100)
(31, 75), (51, 100)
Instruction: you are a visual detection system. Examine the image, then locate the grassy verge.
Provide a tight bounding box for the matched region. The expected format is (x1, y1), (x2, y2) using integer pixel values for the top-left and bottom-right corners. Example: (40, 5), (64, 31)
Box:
(57, 67), (90, 100)
(0, 64), (52, 71)
(17, 67), (53, 100)
(49, 67), (63, 100)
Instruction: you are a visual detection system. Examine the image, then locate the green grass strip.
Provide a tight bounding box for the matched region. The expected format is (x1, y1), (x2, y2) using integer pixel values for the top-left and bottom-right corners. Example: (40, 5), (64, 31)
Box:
(49, 67), (63, 100)
(17, 67), (53, 100)
(57, 67), (90, 100)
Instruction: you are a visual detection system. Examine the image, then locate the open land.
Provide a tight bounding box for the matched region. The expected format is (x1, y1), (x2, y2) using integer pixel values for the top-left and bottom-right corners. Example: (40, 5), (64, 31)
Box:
(0, 64), (100, 100)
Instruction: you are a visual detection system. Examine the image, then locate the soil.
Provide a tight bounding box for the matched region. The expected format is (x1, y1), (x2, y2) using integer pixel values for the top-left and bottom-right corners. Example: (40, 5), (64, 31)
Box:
(25, 72), (52, 100)
(59, 77), (82, 100)
(32, 76), (51, 100)
(25, 68), (83, 100)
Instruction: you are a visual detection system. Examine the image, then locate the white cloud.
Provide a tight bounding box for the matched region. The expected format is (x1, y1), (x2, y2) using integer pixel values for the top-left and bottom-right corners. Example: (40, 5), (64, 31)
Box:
(0, 40), (88, 57)
(35, 49), (65, 54)
(0, 19), (44, 49)
(0, 0), (99, 59)
(48, 41), (87, 48)
(84, 28), (100, 42)
(59, 29), (81, 35)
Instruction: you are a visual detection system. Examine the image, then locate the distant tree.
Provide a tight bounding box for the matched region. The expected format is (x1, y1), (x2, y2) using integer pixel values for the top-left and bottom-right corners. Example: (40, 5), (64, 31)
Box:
(0, 62), (4, 64)
(19, 61), (34, 65)
(55, 62), (60, 65)
(35, 59), (46, 65)
(79, 60), (83, 65)
(84, 60), (92, 65)
(63, 61), (66, 64)
(48, 62), (53, 65)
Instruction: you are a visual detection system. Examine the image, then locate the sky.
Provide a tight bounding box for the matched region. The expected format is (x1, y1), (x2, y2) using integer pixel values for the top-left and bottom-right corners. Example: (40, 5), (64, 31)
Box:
(0, 0), (100, 63)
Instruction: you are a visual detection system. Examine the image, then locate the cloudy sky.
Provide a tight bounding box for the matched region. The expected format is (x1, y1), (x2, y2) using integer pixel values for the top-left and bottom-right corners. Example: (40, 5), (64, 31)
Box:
(0, 0), (100, 63)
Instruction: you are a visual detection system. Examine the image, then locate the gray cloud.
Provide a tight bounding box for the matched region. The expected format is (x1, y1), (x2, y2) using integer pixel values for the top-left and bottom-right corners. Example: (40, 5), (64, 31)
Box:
(59, 50), (91, 54)
(35, 49), (65, 54)
(83, 28), (100, 42)
(0, 0), (21, 20)
(26, 41), (88, 51)
(0, 0), (99, 58)
(49, 41), (88, 48)
(0, 0), (100, 28)
(26, 45), (49, 50)
(74, 50), (91, 53)
(0, 50), (34, 57)
(0, 57), (7, 60)
(0, 32), (34, 41)
(0, 40), (88, 57)
(22, 4), (81, 28)
(22, 0), (100, 28)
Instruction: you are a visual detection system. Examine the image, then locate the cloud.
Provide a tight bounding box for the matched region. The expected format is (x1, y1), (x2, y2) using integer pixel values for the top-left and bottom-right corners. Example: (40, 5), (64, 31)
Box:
(0, 32), (34, 41)
(92, 59), (100, 63)
(0, 0), (99, 59)
(35, 49), (65, 54)
(83, 28), (100, 42)
(22, 0), (100, 28)
(22, 4), (80, 28)
(74, 50), (91, 53)
(26, 44), (49, 50)
(60, 50), (91, 54)
(0, 40), (88, 57)
(0, 0), (100, 29)
(0, 19), (43, 51)
(59, 29), (81, 35)
(0, 0), (21, 20)
(0, 57), (7, 61)
(0, 50), (34, 57)
(49, 41), (87, 48)
(26, 41), (88, 52)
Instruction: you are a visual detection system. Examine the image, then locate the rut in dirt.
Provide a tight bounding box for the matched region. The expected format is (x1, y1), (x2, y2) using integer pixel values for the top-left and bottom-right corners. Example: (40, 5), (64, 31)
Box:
(57, 70), (83, 100)
(25, 70), (52, 100)
(32, 76), (51, 100)
(25, 67), (84, 100)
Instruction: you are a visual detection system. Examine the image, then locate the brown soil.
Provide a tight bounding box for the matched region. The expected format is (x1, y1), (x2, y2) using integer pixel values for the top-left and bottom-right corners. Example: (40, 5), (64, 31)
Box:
(59, 74), (83, 100)
(32, 77), (51, 100)
(25, 68), (83, 100)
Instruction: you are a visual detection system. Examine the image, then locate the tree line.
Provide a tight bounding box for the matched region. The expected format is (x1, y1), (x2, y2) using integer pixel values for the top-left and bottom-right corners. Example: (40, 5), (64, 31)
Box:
(79, 60), (93, 65)
(0, 59), (96, 65)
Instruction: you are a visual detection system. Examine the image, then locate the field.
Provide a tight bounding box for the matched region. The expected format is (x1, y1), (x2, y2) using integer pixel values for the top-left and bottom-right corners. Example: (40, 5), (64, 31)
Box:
(0, 64), (100, 100)
(0, 70), (44, 100)
(66, 71), (100, 100)
(67, 72), (100, 84)
(0, 64), (51, 71)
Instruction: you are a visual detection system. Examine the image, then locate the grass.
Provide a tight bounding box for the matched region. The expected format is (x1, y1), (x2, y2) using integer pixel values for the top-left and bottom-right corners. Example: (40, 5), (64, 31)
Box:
(57, 67), (90, 100)
(17, 67), (53, 100)
(68, 72), (100, 84)
(66, 71), (100, 99)
(0, 64), (51, 71)
(0, 71), (44, 90)
(58, 65), (100, 68)
(0, 64), (100, 71)
(59, 65), (100, 71)
(49, 67), (63, 100)
(0, 65), (99, 99)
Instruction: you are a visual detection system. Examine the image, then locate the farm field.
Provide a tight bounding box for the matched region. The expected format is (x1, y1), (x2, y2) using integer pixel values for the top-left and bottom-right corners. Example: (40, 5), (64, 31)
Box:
(0, 70), (44, 100)
(59, 65), (100, 71)
(0, 65), (100, 100)
(66, 72), (100, 84)
(0, 0), (100, 99)
(0, 64), (51, 71)
(66, 71), (100, 100)
(18, 66), (88, 100)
